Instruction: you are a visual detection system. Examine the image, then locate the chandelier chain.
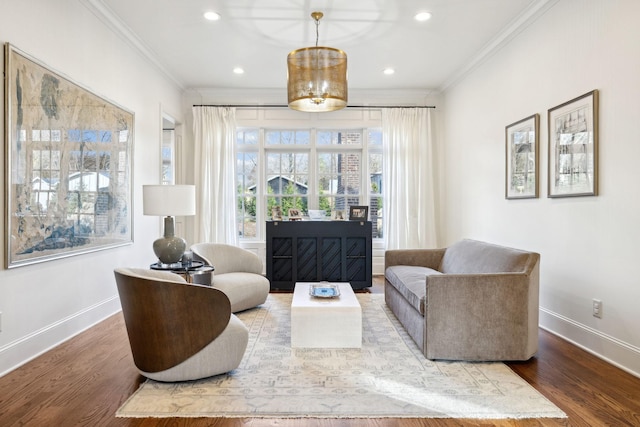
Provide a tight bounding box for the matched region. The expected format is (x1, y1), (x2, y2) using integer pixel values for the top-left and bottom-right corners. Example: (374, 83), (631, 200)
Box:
(314, 15), (320, 47)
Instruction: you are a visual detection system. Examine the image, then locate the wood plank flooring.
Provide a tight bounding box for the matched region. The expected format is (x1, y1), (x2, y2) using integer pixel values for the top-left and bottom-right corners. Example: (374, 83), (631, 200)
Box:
(1, 277), (639, 426)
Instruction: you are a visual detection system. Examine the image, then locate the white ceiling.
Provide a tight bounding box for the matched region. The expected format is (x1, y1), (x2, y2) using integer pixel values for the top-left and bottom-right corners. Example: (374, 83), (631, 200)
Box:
(87, 0), (552, 92)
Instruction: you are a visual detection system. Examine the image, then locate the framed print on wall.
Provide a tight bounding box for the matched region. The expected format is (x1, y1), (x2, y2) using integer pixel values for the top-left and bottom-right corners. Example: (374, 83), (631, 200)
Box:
(548, 90), (599, 198)
(4, 44), (134, 268)
(506, 114), (539, 199)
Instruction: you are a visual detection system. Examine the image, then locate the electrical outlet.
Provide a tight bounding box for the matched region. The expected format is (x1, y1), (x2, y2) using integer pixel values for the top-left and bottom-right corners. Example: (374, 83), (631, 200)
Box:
(592, 299), (602, 318)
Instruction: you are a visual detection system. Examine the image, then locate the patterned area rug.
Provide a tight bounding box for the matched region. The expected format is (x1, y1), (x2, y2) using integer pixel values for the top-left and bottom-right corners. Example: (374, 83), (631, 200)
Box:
(117, 293), (566, 419)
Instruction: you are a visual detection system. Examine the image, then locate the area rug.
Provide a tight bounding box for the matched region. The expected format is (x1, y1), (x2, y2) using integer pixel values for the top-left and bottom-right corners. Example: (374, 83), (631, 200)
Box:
(117, 293), (566, 419)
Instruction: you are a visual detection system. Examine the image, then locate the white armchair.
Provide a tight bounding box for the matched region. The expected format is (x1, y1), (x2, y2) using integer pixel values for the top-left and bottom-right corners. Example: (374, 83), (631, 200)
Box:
(191, 243), (270, 312)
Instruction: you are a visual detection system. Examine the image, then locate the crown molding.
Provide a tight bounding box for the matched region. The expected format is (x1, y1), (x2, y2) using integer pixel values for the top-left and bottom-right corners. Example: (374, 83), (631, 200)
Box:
(80, 0), (554, 97)
(440, 0), (560, 92)
(80, 0), (185, 90)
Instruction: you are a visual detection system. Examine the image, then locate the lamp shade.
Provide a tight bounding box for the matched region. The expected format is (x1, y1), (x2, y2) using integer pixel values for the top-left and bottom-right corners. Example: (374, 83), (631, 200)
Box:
(143, 185), (196, 217)
(287, 46), (348, 112)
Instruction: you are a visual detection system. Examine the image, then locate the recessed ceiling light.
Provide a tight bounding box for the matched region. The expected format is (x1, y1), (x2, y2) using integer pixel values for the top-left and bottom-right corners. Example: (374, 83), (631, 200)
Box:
(204, 11), (221, 21)
(414, 11), (432, 22)
(383, 68), (395, 75)
(233, 67), (245, 74)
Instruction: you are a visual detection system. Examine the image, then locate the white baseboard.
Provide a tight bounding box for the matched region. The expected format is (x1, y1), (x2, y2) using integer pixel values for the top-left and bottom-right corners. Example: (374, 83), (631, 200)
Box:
(539, 307), (640, 379)
(0, 296), (122, 377)
(372, 256), (385, 276)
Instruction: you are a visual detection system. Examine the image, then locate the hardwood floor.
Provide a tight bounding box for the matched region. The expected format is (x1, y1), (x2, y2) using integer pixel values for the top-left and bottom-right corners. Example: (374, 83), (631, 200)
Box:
(1, 278), (639, 426)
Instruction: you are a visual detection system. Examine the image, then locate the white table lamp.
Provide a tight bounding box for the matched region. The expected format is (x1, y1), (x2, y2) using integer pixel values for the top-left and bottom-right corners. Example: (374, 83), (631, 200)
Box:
(143, 185), (196, 264)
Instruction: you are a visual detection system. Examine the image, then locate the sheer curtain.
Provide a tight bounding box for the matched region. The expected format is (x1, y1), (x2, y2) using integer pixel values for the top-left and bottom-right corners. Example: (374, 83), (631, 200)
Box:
(382, 108), (438, 249)
(192, 106), (238, 245)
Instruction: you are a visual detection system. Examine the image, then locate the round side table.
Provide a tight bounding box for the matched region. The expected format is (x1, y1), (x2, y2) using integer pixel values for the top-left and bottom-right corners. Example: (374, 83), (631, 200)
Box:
(150, 261), (215, 285)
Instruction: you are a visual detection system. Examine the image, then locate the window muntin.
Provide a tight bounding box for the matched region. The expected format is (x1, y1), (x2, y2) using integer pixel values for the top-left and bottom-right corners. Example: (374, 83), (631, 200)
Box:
(238, 128), (258, 145)
(369, 151), (383, 238)
(266, 130), (309, 145)
(318, 151), (361, 217)
(237, 151), (258, 238)
(317, 130), (362, 145)
(235, 128), (383, 239)
(266, 151), (309, 217)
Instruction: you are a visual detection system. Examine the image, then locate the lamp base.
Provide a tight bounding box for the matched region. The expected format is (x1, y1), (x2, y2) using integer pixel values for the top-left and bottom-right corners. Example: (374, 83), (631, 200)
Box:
(153, 216), (186, 264)
(153, 236), (187, 264)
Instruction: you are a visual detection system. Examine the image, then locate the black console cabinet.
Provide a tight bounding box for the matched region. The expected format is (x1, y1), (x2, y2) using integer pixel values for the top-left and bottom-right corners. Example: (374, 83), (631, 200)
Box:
(266, 221), (372, 291)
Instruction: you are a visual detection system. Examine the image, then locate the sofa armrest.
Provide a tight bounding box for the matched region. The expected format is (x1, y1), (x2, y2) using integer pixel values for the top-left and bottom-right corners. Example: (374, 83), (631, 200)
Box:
(385, 248), (446, 271)
(424, 271), (539, 360)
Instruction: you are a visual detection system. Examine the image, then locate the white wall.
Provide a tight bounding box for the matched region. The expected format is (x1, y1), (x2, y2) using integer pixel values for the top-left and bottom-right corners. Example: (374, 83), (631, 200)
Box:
(442, 0), (640, 376)
(0, 0), (183, 375)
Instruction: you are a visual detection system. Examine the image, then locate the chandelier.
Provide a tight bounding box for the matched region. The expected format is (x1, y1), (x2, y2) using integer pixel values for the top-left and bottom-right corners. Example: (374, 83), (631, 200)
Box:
(287, 11), (348, 112)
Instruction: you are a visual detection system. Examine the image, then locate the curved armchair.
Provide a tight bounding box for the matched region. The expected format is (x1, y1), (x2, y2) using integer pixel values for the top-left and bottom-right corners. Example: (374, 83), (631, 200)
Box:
(191, 243), (270, 313)
(114, 267), (248, 382)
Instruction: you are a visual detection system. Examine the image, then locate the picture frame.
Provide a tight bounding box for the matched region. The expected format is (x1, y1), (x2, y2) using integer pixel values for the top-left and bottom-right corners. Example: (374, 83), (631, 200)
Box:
(271, 206), (282, 220)
(505, 114), (539, 199)
(4, 44), (134, 268)
(331, 210), (346, 221)
(548, 90), (599, 198)
(348, 205), (368, 221)
(288, 208), (302, 221)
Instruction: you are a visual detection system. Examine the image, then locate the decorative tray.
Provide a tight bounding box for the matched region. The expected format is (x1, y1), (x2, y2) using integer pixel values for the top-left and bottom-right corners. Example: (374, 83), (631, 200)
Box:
(309, 283), (340, 298)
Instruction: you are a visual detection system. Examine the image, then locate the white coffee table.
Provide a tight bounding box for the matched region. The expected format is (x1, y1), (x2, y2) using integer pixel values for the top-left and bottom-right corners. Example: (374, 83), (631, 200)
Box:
(291, 282), (362, 348)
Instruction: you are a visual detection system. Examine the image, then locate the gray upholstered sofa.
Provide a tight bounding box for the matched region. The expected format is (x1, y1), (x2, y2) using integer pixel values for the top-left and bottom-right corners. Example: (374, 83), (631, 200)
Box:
(384, 239), (540, 361)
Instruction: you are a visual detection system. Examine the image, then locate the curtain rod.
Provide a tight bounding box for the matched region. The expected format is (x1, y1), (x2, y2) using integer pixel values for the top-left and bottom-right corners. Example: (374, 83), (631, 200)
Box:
(192, 104), (436, 109)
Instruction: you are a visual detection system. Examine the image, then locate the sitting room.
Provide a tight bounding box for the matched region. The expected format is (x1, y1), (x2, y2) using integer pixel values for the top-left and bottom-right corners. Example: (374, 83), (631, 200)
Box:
(1, 0), (640, 425)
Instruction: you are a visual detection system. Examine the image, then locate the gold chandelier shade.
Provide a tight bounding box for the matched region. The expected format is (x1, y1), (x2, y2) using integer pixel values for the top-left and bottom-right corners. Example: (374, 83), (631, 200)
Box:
(287, 12), (348, 112)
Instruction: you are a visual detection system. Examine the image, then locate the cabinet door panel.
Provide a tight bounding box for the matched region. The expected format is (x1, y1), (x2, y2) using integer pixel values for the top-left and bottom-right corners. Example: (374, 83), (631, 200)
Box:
(347, 258), (366, 282)
(296, 237), (318, 281)
(273, 259), (293, 281)
(346, 237), (366, 256)
(272, 237), (292, 256)
(321, 237), (342, 281)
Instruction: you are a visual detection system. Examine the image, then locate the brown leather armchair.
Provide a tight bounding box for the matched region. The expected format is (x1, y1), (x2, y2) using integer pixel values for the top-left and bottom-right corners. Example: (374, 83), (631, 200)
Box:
(114, 267), (248, 382)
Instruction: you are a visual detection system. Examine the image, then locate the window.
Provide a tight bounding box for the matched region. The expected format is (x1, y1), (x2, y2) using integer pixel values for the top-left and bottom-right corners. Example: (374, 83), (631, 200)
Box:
(236, 129), (259, 238)
(161, 129), (175, 185)
(236, 128), (383, 239)
(368, 129), (383, 238)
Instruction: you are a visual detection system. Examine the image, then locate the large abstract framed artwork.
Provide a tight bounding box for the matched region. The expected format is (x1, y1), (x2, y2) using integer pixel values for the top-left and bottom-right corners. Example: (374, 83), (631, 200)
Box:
(4, 44), (134, 268)
(548, 90), (599, 198)
(505, 114), (539, 199)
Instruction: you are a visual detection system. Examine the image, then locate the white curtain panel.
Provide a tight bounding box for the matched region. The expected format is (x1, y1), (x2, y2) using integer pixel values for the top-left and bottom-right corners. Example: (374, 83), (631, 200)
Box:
(382, 108), (438, 250)
(192, 107), (238, 245)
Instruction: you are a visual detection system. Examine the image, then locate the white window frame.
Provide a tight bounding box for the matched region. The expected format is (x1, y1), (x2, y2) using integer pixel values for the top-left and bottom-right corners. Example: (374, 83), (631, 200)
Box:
(236, 127), (383, 243)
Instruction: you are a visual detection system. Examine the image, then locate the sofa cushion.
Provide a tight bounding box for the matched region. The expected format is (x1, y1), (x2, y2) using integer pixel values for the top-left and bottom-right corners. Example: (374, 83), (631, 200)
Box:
(439, 239), (532, 274)
(385, 266), (442, 315)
